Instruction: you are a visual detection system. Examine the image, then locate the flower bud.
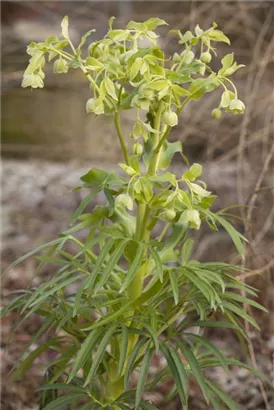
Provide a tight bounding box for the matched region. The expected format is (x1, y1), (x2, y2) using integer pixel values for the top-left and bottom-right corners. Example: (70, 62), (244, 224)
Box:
(200, 52), (212, 63)
(199, 65), (206, 76)
(53, 57), (68, 74)
(164, 209), (176, 221)
(211, 108), (222, 119)
(162, 111), (178, 127)
(180, 50), (195, 65)
(115, 194), (134, 211)
(133, 142), (143, 156)
(159, 209), (176, 222)
(172, 52), (181, 63)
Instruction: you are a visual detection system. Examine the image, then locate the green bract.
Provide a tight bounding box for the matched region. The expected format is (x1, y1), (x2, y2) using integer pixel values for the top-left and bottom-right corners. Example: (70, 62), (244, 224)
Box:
(3, 16), (266, 410)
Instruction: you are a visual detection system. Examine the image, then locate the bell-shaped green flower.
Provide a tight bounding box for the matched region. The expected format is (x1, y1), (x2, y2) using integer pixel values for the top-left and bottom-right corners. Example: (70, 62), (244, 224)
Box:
(86, 98), (104, 115)
(180, 209), (201, 230)
(21, 74), (44, 88)
(229, 98), (245, 114)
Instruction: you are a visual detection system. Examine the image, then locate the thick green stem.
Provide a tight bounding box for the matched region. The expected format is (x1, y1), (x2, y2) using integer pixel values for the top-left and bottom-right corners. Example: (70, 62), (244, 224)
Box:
(114, 112), (129, 165)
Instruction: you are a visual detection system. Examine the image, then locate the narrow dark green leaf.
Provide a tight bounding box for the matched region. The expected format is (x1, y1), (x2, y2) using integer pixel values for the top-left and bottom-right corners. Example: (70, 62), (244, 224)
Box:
(161, 343), (188, 407)
(144, 324), (159, 352)
(43, 393), (85, 410)
(181, 239), (194, 265)
(84, 326), (116, 386)
(183, 269), (214, 303)
(135, 347), (153, 408)
(191, 320), (238, 330)
(149, 246), (163, 282)
(116, 404), (132, 410)
(2, 238), (64, 275)
(73, 276), (90, 317)
(13, 317), (54, 369)
(38, 384), (85, 393)
(185, 333), (230, 373)
(86, 238), (116, 291)
(124, 338), (144, 389)
(140, 399), (161, 409)
(222, 301), (260, 330)
(71, 188), (101, 224)
(95, 239), (128, 291)
(178, 341), (209, 403)
(28, 274), (84, 308)
(120, 242), (145, 292)
(168, 270), (179, 305)
(214, 214), (246, 257)
(206, 380), (240, 410)
(67, 329), (102, 383)
(223, 292), (268, 313)
(13, 337), (65, 380)
(83, 301), (131, 331)
(118, 325), (129, 377)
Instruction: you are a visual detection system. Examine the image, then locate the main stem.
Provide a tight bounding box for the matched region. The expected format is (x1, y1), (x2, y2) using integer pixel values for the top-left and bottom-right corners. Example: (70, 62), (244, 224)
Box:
(115, 112), (129, 165)
(128, 104), (166, 302)
(108, 105), (172, 403)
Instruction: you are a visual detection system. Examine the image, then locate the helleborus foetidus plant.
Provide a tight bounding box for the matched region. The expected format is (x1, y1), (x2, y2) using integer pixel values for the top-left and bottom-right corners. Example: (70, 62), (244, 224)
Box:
(2, 16), (267, 410)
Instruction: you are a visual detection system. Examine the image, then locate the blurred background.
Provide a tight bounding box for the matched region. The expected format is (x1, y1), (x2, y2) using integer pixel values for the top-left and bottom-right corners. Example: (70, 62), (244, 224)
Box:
(1, 1), (274, 409)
